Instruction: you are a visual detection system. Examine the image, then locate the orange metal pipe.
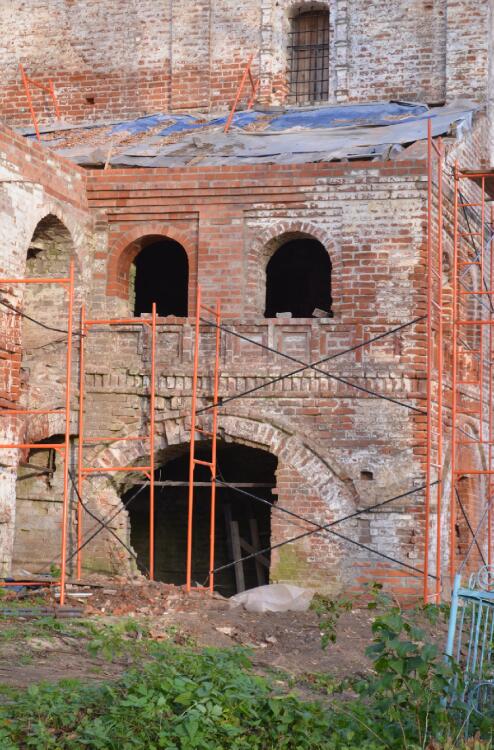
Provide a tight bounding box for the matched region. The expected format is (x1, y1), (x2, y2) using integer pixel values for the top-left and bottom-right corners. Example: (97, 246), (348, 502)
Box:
(194, 458), (213, 467)
(435, 136), (444, 603)
(49, 80), (61, 120)
(19, 64), (41, 142)
(423, 119), (433, 602)
(76, 305), (86, 580)
(186, 285), (201, 591)
(0, 277), (68, 285)
(83, 435), (148, 444)
(85, 317), (152, 326)
(224, 54), (255, 134)
(489, 204), (494, 567)
(149, 303), (156, 580)
(59, 260), (75, 607)
(450, 162), (460, 583)
(209, 299), (221, 593)
(82, 466), (151, 474)
(0, 443), (65, 450)
(479, 177), (486, 568)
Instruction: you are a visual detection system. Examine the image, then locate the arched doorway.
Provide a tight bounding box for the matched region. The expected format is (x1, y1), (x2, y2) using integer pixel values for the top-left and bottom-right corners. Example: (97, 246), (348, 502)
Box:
(131, 238), (189, 317)
(265, 237), (331, 318)
(126, 443), (277, 595)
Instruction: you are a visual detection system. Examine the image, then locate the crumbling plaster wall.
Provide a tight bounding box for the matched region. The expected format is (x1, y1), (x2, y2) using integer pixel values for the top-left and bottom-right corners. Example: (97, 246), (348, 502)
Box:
(0, 0), (488, 126)
(0, 123), (90, 574)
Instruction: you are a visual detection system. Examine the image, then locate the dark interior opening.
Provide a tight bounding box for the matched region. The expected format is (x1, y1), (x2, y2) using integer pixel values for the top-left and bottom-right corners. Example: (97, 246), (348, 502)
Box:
(265, 238), (332, 318)
(133, 239), (189, 317)
(126, 443), (277, 596)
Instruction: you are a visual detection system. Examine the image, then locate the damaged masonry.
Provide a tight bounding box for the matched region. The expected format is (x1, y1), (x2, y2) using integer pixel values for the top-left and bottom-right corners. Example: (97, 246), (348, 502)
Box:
(1, 0), (494, 613)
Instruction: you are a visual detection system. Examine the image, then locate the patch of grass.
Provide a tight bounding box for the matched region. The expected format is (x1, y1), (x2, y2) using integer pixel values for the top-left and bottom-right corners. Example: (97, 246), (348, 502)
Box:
(0, 646), (333, 749)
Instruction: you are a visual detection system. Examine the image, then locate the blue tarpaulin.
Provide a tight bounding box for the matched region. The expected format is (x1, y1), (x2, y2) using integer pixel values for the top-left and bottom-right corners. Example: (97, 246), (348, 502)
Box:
(45, 99), (478, 167)
(108, 102), (429, 138)
(266, 102), (429, 130)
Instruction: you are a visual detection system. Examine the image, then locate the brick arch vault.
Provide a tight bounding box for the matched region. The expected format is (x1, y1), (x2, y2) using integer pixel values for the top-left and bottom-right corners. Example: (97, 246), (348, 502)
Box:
(79, 414), (359, 595)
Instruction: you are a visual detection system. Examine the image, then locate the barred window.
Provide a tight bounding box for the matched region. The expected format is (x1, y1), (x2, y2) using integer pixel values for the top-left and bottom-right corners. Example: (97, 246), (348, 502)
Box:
(288, 10), (329, 104)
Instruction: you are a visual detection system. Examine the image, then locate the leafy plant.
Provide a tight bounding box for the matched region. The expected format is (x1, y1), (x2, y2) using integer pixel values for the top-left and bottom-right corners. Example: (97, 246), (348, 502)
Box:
(311, 594), (353, 649)
(0, 646), (333, 749)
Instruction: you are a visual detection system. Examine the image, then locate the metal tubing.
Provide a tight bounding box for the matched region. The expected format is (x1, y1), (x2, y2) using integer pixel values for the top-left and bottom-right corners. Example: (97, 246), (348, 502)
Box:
(85, 317), (152, 326)
(82, 466), (152, 474)
(224, 54), (256, 133)
(0, 278), (68, 285)
(450, 162), (459, 582)
(83, 435), (148, 444)
(424, 119), (433, 602)
(186, 285), (201, 591)
(76, 305), (85, 580)
(209, 299), (221, 593)
(445, 573), (462, 659)
(19, 64), (41, 142)
(0, 443), (65, 450)
(149, 303), (156, 580)
(59, 260), (75, 608)
(489, 204), (494, 566)
(435, 136), (444, 603)
(479, 177), (485, 567)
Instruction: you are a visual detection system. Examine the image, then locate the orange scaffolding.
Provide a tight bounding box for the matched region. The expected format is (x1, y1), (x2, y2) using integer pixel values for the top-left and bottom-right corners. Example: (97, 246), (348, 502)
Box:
(186, 286), (221, 592)
(0, 261), (75, 606)
(76, 304), (157, 580)
(19, 63), (61, 142)
(449, 166), (494, 579)
(224, 53), (260, 134)
(425, 120), (444, 603)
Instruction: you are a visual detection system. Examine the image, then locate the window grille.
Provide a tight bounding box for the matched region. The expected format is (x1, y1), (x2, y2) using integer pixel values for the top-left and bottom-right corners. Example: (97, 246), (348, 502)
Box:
(288, 11), (329, 104)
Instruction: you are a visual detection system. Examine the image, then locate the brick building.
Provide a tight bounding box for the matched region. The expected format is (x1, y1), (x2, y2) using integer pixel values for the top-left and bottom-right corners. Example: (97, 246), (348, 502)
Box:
(0, 0), (493, 601)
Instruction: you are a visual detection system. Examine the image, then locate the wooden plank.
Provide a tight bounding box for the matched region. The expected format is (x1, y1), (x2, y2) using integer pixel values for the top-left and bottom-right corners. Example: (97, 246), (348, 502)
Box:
(239, 536), (270, 569)
(249, 518), (267, 586)
(224, 504), (245, 592)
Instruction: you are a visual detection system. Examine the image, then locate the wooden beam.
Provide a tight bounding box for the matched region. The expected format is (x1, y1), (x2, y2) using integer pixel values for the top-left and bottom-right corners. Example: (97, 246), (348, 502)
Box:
(239, 533), (270, 570)
(129, 481), (275, 488)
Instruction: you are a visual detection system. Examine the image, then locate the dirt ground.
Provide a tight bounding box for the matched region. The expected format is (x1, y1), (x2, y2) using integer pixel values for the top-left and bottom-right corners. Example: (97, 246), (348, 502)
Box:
(0, 577), (445, 691)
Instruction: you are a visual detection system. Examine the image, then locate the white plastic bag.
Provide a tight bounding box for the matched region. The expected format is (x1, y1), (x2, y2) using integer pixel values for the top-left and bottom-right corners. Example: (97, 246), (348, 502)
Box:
(229, 583), (314, 613)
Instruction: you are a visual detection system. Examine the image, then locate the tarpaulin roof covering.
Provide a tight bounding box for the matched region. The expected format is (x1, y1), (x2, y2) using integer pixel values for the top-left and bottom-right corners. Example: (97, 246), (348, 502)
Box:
(25, 100), (478, 168)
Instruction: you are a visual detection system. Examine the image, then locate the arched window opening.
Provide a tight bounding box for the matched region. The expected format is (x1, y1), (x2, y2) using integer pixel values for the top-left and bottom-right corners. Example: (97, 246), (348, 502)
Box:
(132, 239), (188, 317)
(265, 238), (331, 318)
(126, 443), (277, 596)
(288, 9), (329, 104)
(23, 215), (73, 350)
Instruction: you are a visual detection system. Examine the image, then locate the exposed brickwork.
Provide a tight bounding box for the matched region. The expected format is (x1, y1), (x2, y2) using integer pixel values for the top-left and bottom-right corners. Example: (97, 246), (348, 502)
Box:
(0, 122), (89, 574)
(0, 3), (493, 600)
(0, 1), (489, 126)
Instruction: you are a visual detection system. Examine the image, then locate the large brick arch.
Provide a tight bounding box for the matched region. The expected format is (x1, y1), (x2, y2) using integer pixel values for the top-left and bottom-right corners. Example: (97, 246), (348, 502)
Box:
(246, 220), (342, 317)
(106, 224), (196, 311)
(86, 412), (356, 515)
(80, 413), (357, 582)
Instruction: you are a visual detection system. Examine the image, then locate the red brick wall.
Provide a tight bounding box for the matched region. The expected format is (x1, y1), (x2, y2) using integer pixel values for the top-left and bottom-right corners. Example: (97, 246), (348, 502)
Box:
(0, 0), (488, 126)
